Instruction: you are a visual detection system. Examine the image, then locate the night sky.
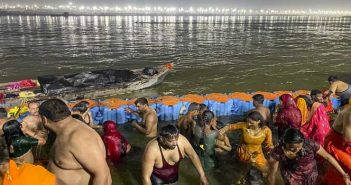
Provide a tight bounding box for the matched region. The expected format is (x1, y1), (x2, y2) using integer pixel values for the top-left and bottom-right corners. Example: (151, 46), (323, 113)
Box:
(2, 0), (351, 10)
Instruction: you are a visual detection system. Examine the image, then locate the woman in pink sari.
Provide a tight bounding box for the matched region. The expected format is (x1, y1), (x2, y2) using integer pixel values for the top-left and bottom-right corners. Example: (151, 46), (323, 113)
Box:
(275, 94), (302, 138)
(300, 89), (330, 145)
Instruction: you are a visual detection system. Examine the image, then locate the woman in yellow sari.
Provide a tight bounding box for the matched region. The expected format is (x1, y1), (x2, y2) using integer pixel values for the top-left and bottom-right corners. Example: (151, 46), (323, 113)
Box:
(220, 111), (273, 182)
(295, 95), (312, 126)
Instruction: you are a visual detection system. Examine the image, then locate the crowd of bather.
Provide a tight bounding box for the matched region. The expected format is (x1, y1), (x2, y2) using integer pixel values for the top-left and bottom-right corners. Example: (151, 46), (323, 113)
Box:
(1, 75), (351, 185)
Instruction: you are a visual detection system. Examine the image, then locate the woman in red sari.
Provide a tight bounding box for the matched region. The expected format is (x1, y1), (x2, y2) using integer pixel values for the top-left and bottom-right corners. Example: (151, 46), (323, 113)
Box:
(300, 90), (331, 145)
(102, 120), (131, 166)
(275, 94), (302, 138)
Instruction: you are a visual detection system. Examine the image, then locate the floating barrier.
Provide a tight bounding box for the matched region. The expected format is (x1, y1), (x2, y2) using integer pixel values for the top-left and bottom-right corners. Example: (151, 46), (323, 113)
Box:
(0, 90), (343, 125)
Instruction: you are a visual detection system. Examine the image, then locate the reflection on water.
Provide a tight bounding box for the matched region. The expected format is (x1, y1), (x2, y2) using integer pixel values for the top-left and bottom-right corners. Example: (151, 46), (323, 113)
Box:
(1, 15), (351, 97)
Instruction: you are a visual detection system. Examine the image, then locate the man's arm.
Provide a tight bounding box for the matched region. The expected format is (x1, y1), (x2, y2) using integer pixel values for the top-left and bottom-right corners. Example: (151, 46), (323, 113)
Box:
(71, 132), (112, 185)
(142, 143), (156, 185)
(133, 114), (155, 135)
(182, 135), (208, 185)
(327, 82), (338, 100)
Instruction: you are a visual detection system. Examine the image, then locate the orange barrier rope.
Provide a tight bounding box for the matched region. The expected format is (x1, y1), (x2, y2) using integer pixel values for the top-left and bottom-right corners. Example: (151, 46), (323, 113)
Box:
(255, 91), (278, 100)
(156, 96), (180, 106)
(228, 92), (252, 101)
(181, 94), (205, 104)
(205, 93), (230, 103)
(102, 98), (127, 109)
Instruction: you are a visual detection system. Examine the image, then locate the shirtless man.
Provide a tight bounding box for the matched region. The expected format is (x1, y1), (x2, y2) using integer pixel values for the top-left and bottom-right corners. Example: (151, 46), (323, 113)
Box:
(21, 101), (47, 138)
(125, 97), (158, 138)
(327, 75), (351, 107)
(323, 106), (351, 185)
(39, 99), (111, 185)
(142, 125), (208, 185)
(251, 94), (271, 124)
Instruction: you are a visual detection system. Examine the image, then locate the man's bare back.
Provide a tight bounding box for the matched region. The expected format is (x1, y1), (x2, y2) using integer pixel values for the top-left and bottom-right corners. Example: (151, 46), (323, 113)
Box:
(254, 106), (271, 124)
(333, 107), (351, 140)
(48, 118), (108, 185)
(142, 108), (158, 138)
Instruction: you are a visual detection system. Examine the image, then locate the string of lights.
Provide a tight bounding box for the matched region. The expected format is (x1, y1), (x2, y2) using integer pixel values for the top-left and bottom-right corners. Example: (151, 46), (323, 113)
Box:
(1, 2), (351, 15)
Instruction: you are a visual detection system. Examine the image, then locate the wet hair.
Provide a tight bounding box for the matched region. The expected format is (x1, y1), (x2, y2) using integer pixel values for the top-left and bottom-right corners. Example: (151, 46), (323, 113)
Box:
(159, 124), (179, 140)
(252, 94), (264, 104)
(247, 111), (265, 127)
(310, 89), (322, 98)
(283, 128), (305, 144)
(134, 97), (148, 106)
(187, 102), (200, 112)
(328, 75), (338, 82)
(0, 108), (7, 119)
(199, 104), (208, 111)
(72, 101), (89, 113)
(39, 99), (71, 122)
(2, 120), (25, 148)
(202, 110), (215, 126)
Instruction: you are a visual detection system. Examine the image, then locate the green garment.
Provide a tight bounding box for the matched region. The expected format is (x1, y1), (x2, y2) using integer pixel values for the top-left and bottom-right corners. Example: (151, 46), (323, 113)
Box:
(200, 130), (219, 170)
(10, 136), (38, 158)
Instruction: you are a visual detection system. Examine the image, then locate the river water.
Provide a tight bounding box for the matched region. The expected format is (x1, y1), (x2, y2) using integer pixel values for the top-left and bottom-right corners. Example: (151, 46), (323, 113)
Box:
(1, 15), (351, 96)
(1, 15), (350, 184)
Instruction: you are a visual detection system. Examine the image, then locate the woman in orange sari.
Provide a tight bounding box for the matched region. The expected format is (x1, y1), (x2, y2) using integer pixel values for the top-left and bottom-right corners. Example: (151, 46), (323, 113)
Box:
(1, 159), (56, 185)
(220, 111), (273, 183)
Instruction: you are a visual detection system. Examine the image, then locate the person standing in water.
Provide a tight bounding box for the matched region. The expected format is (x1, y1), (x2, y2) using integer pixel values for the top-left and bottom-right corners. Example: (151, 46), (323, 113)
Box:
(2, 120), (46, 164)
(268, 128), (351, 185)
(251, 94), (271, 125)
(220, 111), (273, 183)
(177, 103), (200, 141)
(326, 75), (351, 107)
(126, 97), (158, 138)
(39, 99), (111, 185)
(142, 124), (208, 185)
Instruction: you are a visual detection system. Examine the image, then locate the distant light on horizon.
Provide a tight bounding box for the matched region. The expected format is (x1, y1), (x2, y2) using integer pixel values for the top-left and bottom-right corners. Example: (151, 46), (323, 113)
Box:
(1, 2), (351, 15)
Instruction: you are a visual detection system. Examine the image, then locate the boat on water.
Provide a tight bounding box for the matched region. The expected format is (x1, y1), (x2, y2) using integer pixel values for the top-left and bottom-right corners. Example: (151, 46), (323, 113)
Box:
(50, 12), (70, 17)
(0, 63), (173, 101)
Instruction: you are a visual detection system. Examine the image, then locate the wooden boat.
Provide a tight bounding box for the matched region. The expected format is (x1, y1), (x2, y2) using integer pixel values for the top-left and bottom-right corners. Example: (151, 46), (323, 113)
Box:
(0, 63), (173, 101)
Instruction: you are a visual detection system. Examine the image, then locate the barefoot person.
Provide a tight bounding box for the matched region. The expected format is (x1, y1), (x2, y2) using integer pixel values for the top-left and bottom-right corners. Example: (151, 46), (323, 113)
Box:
(39, 99), (111, 185)
(324, 106), (351, 185)
(142, 125), (208, 185)
(125, 97), (158, 138)
(268, 128), (351, 185)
